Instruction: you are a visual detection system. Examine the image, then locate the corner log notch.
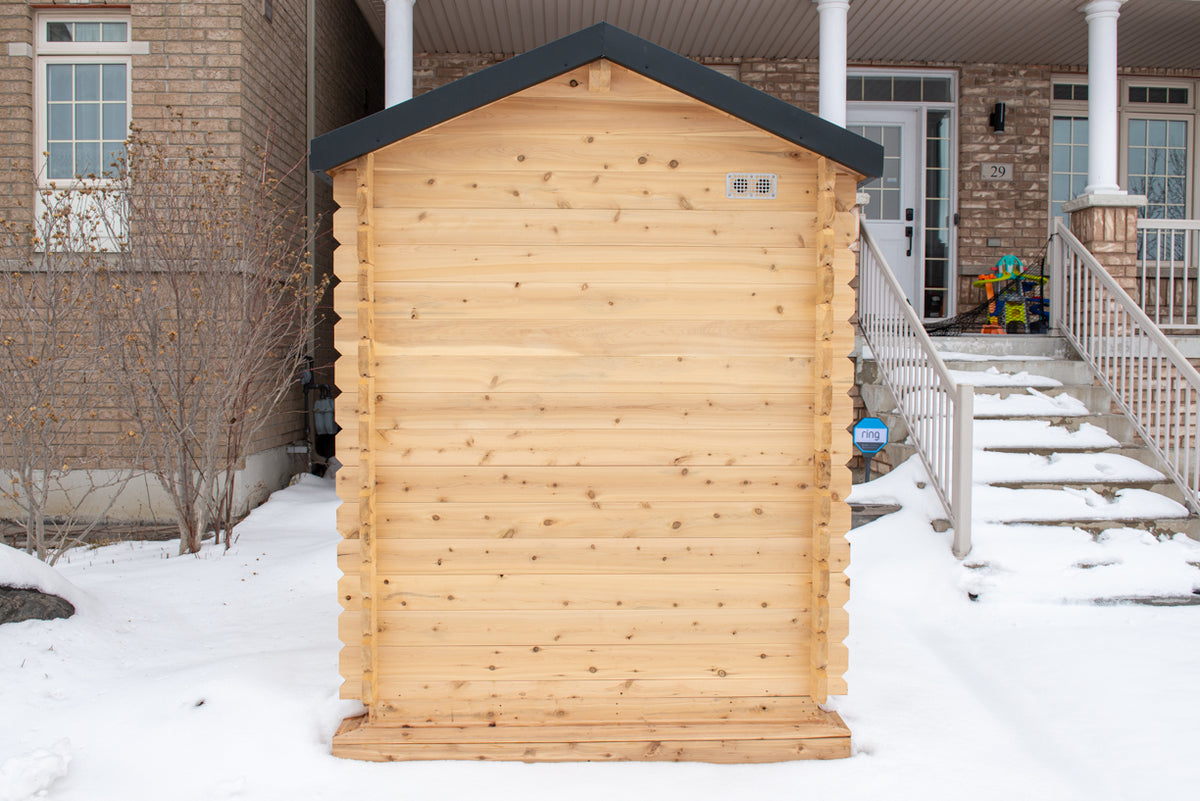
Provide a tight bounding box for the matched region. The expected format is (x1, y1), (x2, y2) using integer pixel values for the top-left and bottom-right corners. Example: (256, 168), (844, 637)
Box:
(356, 154), (380, 711)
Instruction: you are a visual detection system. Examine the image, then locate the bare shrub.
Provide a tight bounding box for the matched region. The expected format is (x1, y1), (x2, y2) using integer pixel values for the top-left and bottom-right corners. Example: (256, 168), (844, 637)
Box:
(95, 119), (322, 555)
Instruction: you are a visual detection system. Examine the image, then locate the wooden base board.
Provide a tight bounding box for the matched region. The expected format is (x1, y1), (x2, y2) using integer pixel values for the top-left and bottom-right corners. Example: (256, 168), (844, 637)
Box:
(332, 713), (851, 763)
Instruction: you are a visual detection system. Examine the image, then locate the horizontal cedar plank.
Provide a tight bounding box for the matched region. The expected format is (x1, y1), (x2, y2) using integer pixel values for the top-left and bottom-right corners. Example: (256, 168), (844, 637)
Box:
(336, 533), (850, 573)
(353, 281), (816, 321)
(346, 608), (844, 647)
(370, 572), (808, 611)
(369, 428), (812, 467)
(361, 319), (810, 358)
(370, 677), (811, 703)
(369, 355), (813, 393)
(365, 537), (810, 575)
(367, 465), (812, 503)
(372, 500), (814, 539)
(341, 720), (843, 745)
(369, 392), (812, 430)
(365, 244), (816, 284)
(371, 643), (805, 681)
(332, 736), (849, 763)
(370, 133), (821, 175)
(512, 63), (714, 103)
(370, 169), (816, 212)
(373, 694), (822, 726)
(418, 94), (806, 139)
(344, 208), (819, 249)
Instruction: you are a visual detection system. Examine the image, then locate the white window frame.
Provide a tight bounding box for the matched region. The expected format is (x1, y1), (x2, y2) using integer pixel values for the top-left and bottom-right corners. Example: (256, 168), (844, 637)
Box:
(33, 11), (145, 251)
(1119, 77), (1197, 220)
(1049, 75), (1200, 228)
(1048, 74), (1090, 232)
(34, 10), (141, 189)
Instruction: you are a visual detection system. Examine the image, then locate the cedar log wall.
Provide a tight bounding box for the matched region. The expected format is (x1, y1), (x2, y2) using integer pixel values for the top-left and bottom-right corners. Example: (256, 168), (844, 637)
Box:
(330, 61), (860, 761)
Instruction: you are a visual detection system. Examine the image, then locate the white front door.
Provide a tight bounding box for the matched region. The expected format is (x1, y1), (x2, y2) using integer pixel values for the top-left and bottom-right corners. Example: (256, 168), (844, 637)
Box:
(848, 108), (923, 315)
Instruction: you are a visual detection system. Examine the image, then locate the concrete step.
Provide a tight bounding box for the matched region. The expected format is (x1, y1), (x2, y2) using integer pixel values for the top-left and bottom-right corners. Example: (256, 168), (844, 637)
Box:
(1010, 517), (1200, 538)
(943, 358), (1095, 386)
(928, 334), (1076, 360)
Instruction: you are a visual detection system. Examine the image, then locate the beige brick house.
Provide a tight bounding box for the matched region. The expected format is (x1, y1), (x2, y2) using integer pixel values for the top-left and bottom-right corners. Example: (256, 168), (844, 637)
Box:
(0, 0), (381, 524)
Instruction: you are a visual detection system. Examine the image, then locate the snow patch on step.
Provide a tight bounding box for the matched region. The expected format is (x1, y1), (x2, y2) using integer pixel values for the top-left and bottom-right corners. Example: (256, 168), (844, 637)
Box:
(972, 387), (1090, 418)
(961, 523), (1200, 603)
(973, 419), (1119, 449)
(974, 486), (1188, 523)
(936, 350), (1054, 362)
(973, 451), (1165, 485)
(950, 367), (1062, 387)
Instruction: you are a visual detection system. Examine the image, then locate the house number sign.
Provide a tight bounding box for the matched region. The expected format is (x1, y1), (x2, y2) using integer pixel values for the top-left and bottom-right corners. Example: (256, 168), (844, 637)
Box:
(981, 163), (1013, 181)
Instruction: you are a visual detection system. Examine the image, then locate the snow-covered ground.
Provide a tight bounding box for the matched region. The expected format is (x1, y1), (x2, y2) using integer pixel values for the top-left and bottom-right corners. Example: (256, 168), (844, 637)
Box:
(3, 471), (1200, 801)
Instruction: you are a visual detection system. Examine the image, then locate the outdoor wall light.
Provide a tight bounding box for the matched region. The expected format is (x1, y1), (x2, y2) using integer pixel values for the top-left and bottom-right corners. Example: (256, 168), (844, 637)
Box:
(989, 102), (1006, 132)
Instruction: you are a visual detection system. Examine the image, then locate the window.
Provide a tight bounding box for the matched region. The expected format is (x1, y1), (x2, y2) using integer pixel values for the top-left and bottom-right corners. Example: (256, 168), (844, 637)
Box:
(36, 12), (136, 184)
(1048, 77), (1198, 228)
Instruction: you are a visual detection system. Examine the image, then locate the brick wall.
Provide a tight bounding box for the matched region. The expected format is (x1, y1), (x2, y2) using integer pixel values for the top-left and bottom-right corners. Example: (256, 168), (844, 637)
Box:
(956, 64), (1052, 311)
(0, 2), (33, 226)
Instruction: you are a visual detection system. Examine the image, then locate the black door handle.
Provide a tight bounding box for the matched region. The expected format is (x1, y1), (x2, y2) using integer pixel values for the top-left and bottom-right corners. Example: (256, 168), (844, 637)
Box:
(905, 225), (914, 257)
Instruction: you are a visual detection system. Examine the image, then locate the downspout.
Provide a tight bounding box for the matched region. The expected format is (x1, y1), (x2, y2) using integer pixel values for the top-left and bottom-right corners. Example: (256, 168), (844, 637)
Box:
(306, 0), (316, 465)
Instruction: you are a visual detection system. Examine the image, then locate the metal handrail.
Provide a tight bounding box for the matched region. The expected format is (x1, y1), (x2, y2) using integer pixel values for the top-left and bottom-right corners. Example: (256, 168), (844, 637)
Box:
(858, 224), (973, 557)
(1052, 218), (1200, 512)
(1136, 218), (1200, 329)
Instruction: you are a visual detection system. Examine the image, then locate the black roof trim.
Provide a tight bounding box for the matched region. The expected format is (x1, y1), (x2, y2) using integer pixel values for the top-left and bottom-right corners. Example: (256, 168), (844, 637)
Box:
(310, 22), (882, 180)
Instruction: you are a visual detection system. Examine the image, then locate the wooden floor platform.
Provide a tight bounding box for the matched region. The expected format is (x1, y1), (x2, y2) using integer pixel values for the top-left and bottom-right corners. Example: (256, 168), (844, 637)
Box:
(332, 712), (851, 763)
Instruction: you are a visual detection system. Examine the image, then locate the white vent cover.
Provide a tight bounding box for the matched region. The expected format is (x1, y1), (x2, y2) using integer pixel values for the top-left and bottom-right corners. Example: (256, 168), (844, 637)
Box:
(726, 173), (777, 199)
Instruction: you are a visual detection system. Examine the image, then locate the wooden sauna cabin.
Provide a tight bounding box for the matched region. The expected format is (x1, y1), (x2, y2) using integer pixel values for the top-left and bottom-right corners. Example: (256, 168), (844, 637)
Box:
(309, 22), (882, 763)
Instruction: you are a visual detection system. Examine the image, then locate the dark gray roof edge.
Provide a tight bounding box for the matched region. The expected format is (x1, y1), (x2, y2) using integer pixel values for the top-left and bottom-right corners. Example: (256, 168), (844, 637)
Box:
(310, 22), (882, 181)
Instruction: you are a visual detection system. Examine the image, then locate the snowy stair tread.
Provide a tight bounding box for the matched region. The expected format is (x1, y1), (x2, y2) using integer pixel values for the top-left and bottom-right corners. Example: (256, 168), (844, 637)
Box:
(972, 451), (1165, 485)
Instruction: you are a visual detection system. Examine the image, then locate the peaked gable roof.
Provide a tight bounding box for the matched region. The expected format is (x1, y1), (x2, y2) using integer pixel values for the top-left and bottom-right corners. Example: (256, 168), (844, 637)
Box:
(310, 22), (882, 180)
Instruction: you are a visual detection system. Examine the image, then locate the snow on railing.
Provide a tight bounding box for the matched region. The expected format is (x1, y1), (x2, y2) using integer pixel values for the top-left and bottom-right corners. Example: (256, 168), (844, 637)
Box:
(1137, 218), (1200, 329)
(858, 225), (973, 557)
(1053, 218), (1200, 513)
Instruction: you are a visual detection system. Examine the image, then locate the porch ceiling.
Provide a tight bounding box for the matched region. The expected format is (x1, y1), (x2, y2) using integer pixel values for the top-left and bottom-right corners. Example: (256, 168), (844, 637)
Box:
(353, 0), (1200, 70)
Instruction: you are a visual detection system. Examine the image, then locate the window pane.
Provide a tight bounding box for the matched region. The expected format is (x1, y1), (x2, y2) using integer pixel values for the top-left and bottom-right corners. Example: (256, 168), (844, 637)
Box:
(864, 76), (891, 101)
(75, 64), (100, 102)
(47, 64), (72, 102)
(881, 190), (900, 220)
(48, 104), (72, 140)
(1129, 148), (1146, 175)
(894, 77), (921, 102)
(46, 21), (72, 42)
(1148, 119), (1167, 148)
(1053, 84), (1073, 101)
(101, 22), (127, 42)
(1168, 120), (1186, 148)
(1169, 87), (1189, 105)
(75, 102), (100, 140)
(1052, 118), (1070, 141)
(102, 64), (126, 101)
(1128, 119), (1146, 146)
(75, 142), (100, 176)
(47, 143), (72, 179)
(74, 22), (100, 42)
(103, 103), (126, 140)
(922, 78), (951, 102)
(846, 76), (863, 102)
(103, 142), (126, 174)
(1168, 150), (1186, 177)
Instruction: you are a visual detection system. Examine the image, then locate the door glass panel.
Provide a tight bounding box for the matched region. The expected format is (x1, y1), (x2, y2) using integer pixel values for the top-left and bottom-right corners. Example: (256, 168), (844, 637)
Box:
(849, 123), (903, 222)
(924, 109), (952, 319)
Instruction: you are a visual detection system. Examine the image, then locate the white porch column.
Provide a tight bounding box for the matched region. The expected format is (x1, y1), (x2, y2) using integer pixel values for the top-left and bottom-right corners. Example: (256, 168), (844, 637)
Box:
(814, 0), (849, 127)
(1082, 0), (1127, 195)
(385, 0), (416, 107)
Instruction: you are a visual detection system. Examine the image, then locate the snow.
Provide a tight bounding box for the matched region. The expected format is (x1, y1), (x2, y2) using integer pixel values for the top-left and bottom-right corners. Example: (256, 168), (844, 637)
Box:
(949, 366), (1062, 387)
(4, 473), (1200, 801)
(972, 388), (1090, 418)
(973, 418), (1119, 449)
(0, 545), (87, 612)
(972, 450), (1164, 484)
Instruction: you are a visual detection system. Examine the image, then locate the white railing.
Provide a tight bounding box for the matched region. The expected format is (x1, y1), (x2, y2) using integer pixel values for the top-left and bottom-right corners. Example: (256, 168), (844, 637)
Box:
(1052, 218), (1200, 512)
(1137, 218), (1200, 329)
(858, 225), (973, 557)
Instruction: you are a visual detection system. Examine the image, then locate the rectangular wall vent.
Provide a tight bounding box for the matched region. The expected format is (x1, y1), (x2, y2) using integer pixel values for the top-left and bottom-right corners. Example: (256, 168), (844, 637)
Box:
(726, 173), (777, 199)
